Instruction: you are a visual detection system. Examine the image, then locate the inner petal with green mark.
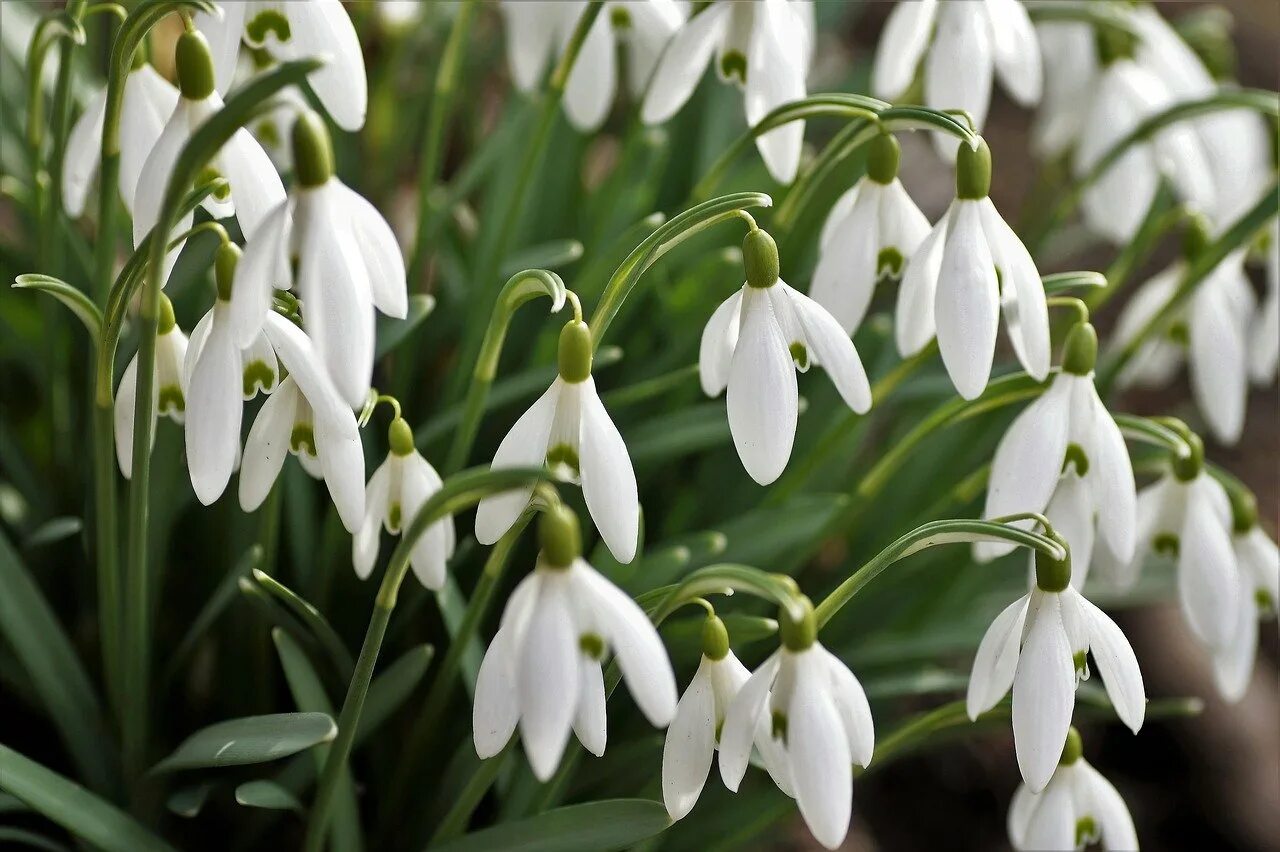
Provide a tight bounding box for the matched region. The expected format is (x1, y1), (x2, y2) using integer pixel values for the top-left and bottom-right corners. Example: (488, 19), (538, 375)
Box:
(1075, 816), (1098, 847)
(197, 165), (230, 200)
(546, 443), (581, 479)
(877, 247), (905, 280)
(388, 502), (401, 533)
(789, 342), (809, 371)
(1167, 322), (1190, 346)
(1062, 443), (1090, 476)
(158, 386), (185, 418)
(720, 50), (747, 84)
(243, 361), (276, 397)
(290, 423), (317, 457)
(1154, 533), (1179, 557)
(770, 710), (787, 744)
(579, 633), (605, 661)
(246, 8), (292, 44)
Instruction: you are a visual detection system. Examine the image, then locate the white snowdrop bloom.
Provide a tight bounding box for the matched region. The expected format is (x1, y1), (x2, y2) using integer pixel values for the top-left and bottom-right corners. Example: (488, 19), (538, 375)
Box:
(1008, 728), (1139, 852)
(114, 295), (188, 479)
(229, 110), (407, 410)
(238, 312), (365, 533)
(501, 0), (687, 132)
(718, 599), (873, 851)
(642, 0), (813, 183)
(353, 417), (454, 590)
(63, 60), (179, 216)
(1030, 20), (1097, 159)
(183, 244), (279, 506)
(968, 545), (1145, 793)
(873, 0), (1041, 160)
(473, 506), (677, 781)
(133, 31), (285, 285)
(194, 0), (366, 131)
(474, 319), (639, 563)
(896, 140), (1050, 399)
(976, 323), (1136, 590)
(702, 228), (871, 485)
(1250, 220), (1279, 385)
(810, 132), (930, 334)
(662, 614), (750, 821)
(1213, 518), (1279, 702)
(375, 1), (424, 31)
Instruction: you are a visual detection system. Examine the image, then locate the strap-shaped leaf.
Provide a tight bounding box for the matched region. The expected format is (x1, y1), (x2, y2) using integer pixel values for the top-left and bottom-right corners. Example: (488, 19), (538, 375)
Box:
(234, 780), (303, 813)
(376, 293), (436, 358)
(431, 799), (671, 852)
(151, 713), (336, 773)
(12, 274), (102, 341)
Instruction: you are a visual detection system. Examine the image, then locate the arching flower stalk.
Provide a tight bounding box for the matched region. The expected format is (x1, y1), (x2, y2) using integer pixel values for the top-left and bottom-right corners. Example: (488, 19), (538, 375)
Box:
(114, 294), (187, 479)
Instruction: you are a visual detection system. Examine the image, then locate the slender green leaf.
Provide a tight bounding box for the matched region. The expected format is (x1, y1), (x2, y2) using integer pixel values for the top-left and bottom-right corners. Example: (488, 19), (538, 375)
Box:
(166, 783), (215, 818)
(376, 293), (437, 357)
(13, 274), (102, 341)
(21, 516), (82, 550)
(253, 569), (355, 680)
(431, 799), (671, 852)
(166, 545), (261, 677)
(500, 239), (584, 275)
(235, 780), (303, 813)
(152, 713), (337, 773)
(0, 827), (70, 852)
(358, 643), (434, 739)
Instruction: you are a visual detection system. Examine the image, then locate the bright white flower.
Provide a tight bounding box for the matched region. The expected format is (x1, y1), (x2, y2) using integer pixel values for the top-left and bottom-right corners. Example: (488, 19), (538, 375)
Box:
(114, 296), (188, 479)
(1211, 522), (1279, 703)
(1030, 21), (1097, 159)
(473, 506), (676, 781)
(475, 319), (639, 563)
(239, 312), (365, 532)
(375, 1), (424, 31)
(702, 229), (871, 485)
(662, 615), (750, 821)
(873, 0), (1041, 160)
(63, 61), (179, 216)
(230, 110), (407, 410)
(502, 0), (687, 132)
(642, 0), (813, 183)
(718, 604), (873, 851)
(1250, 220), (1279, 385)
(1007, 728), (1139, 851)
(353, 418), (455, 590)
(810, 132), (930, 334)
(968, 549), (1145, 793)
(195, 0), (366, 130)
(897, 140), (1050, 399)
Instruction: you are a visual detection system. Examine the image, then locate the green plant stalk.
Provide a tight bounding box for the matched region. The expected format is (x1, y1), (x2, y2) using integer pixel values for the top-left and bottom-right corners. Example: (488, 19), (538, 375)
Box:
(430, 746), (513, 844)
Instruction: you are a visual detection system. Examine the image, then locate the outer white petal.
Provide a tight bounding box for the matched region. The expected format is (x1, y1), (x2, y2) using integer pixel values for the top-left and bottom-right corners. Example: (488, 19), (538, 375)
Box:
(663, 661), (716, 821)
(113, 358), (141, 478)
(194, 3), (246, 95)
(809, 183), (881, 335)
(1012, 593), (1074, 793)
(133, 98), (194, 280)
(871, 0), (937, 100)
(281, 0), (368, 130)
(1045, 473), (1096, 590)
(577, 379), (640, 563)
(563, 12), (616, 132)
(641, 2), (728, 124)
(727, 287), (798, 485)
(118, 65), (180, 212)
(926, 3), (994, 152)
(518, 576), (579, 780)
(218, 127), (287, 242)
(353, 458), (392, 580)
(238, 376), (300, 511)
(185, 308), (242, 505)
(818, 184), (859, 251)
(63, 85), (107, 216)
(1212, 576), (1258, 703)
(699, 287), (744, 396)
(474, 381), (560, 544)
(1019, 774), (1076, 851)
(572, 658), (608, 757)
(1080, 762), (1139, 851)
(473, 573), (540, 758)
(1178, 479), (1239, 650)
(718, 651), (780, 791)
(1081, 383), (1136, 564)
(744, 0), (807, 184)
(624, 0), (687, 98)
(786, 651), (852, 850)
(1239, 527), (1279, 612)
(782, 284), (871, 413)
(877, 179), (931, 268)
(230, 198), (292, 348)
(334, 180), (407, 319)
(401, 453), (451, 590)
(500, 0), (563, 93)
(1079, 595), (1145, 732)
(978, 198), (1049, 380)
(1006, 782), (1037, 849)
(984, 0), (1042, 105)
(967, 594), (1030, 718)
(935, 199), (999, 399)
(1110, 265), (1184, 389)
(1188, 278), (1248, 445)
(821, 648), (874, 768)
(240, 328), (278, 399)
(896, 207), (950, 356)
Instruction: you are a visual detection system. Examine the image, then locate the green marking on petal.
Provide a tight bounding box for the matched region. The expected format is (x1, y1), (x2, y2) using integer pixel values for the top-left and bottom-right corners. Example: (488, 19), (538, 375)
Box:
(1256, 589), (1275, 611)
(770, 710), (787, 744)
(1075, 816), (1098, 847)
(1154, 533), (1180, 558)
(877, 246), (905, 280)
(246, 9), (292, 44)
(256, 119), (281, 150)
(197, 165), (229, 200)
(579, 633), (605, 660)
(1167, 321), (1190, 346)
(714, 717), (725, 744)
(243, 361), (276, 397)
(290, 424), (316, 457)
(546, 443), (580, 478)
(1072, 650), (1087, 674)
(789, 342), (809, 371)
(1063, 443), (1090, 477)
(720, 50), (747, 84)
(388, 502), (401, 532)
(158, 386), (184, 416)
(610, 5), (631, 29)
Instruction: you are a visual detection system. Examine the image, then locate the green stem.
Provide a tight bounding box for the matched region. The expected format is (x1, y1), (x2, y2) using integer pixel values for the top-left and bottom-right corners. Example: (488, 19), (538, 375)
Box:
(430, 745), (513, 844)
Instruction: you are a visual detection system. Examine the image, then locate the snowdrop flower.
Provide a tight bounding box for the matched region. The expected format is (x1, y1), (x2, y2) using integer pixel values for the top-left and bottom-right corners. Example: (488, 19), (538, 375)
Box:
(718, 598), (873, 850)
(473, 505), (677, 780)
(475, 317), (639, 563)
(873, 0), (1041, 160)
(810, 132), (930, 334)
(1030, 20), (1097, 159)
(702, 228), (871, 485)
(194, 0), (366, 130)
(229, 110), (408, 409)
(114, 295), (188, 478)
(238, 312), (365, 532)
(662, 613), (750, 821)
(897, 140), (1050, 399)
(1008, 728), (1139, 851)
(1249, 221), (1279, 385)
(133, 30), (285, 284)
(977, 323), (1136, 589)
(502, 0), (686, 132)
(968, 541), (1145, 793)
(642, 0), (813, 183)
(353, 416), (454, 590)
(63, 57), (178, 216)
(183, 244), (279, 505)
(1212, 508), (1279, 702)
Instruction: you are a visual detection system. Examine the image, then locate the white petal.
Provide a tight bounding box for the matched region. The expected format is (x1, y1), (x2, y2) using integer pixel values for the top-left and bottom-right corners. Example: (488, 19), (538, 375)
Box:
(353, 457), (392, 580)
(783, 284), (872, 413)
(663, 662), (716, 821)
(821, 648), (874, 768)
(113, 357), (142, 478)
(132, 98), (194, 281)
(926, 3), (994, 152)
(809, 183), (881, 335)
(500, 0), (562, 93)
(1178, 479), (1240, 650)
(719, 651), (780, 791)
(1006, 782), (1037, 849)
(641, 3), (729, 125)
(1019, 774), (1076, 851)
(1189, 276), (1249, 445)
(876, 179), (932, 268)
(118, 65), (180, 212)
(699, 288), (744, 396)
(1012, 593), (1074, 792)
(577, 379), (640, 563)
(1239, 527), (1279, 611)
(624, 0), (687, 98)
(334, 180), (407, 318)
(967, 594), (1030, 718)
(473, 621), (522, 758)
(818, 184), (859, 251)
(935, 200), (999, 399)
(401, 453), (452, 590)
(1045, 473), (1096, 590)
(787, 651), (852, 850)
(872, 0), (937, 100)
(896, 208), (950, 356)
(1082, 384), (1136, 564)
(474, 381), (560, 544)
(1080, 762), (1139, 851)
(230, 198), (292, 348)
(62, 85), (107, 216)
(218, 127), (287, 239)
(1212, 576), (1258, 703)
(184, 309), (242, 505)
(238, 376), (299, 512)
(727, 287), (797, 485)
(518, 576), (579, 780)
(978, 198), (1049, 380)
(745, 0), (807, 184)
(283, 0), (368, 131)
(1080, 595), (1145, 732)
(572, 657), (608, 757)
(563, 12), (616, 132)
(985, 0), (1042, 106)
(194, 4), (246, 95)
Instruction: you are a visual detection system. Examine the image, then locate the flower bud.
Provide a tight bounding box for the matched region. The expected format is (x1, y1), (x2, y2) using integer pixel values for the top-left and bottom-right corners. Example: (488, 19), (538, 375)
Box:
(701, 614), (730, 661)
(557, 320), (593, 383)
(175, 30), (216, 101)
(539, 503), (581, 569)
(292, 110), (335, 189)
(743, 228), (780, 289)
(955, 139), (991, 200)
(779, 595), (817, 651)
(1059, 726), (1083, 765)
(215, 242), (241, 302)
(866, 132), (901, 185)
(1061, 322), (1098, 376)
(1035, 531), (1072, 593)
(388, 417), (415, 457)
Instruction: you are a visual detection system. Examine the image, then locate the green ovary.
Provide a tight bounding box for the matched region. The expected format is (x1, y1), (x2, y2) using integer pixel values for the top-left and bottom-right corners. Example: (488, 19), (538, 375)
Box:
(197, 165), (229, 200)
(290, 424), (316, 457)
(243, 361), (276, 397)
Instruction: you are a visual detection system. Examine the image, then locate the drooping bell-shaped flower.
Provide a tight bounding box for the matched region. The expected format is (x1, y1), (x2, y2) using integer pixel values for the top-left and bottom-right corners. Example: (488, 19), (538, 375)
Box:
(977, 323), (1136, 589)
(1213, 508), (1279, 703)
(133, 30), (285, 284)
(1030, 19), (1097, 159)
(64, 56), (179, 216)
(1251, 220), (1279, 385)
(897, 140), (1050, 399)
(968, 543), (1145, 793)
(1007, 728), (1139, 851)
(194, 0), (367, 130)
(810, 132), (930, 334)
(238, 312), (365, 532)
(475, 318), (640, 563)
(229, 110), (407, 409)
(873, 0), (1042, 160)
(501, 0), (686, 132)
(662, 613), (750, 821)
(114, 295), (188, 478)
(642, 0), (813, 183)
(473, 506), (677, 781)
(719, 597), (873, 850)
(701, 228), (871, 485)
(353, 416), (454, 590)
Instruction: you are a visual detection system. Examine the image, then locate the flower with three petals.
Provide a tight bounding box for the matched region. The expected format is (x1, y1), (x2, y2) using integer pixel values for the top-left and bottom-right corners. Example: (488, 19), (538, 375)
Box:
(114, 295), (188, 478)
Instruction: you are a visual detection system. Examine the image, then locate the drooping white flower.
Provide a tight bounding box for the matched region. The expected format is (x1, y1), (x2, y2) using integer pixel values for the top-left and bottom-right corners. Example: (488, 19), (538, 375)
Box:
(642, 0), (813, 183)
(873, 0), (1041, 160)
(238, 312), (365, 532)
(718, 601), (873, 850)
(1030, 20), (1097, 159)
(114, 296), (188, 479)
(1212, 521), (1278, 702)
(473, 506), (676, 781)
(968, 548), (1145, 793)
(194, 0), (367, 130)
(475, 319), (639, 563)
(501, 0), (687, 132)
(662, 614), (750, 821)
(229, 110), (407, 409)
(702, 228), (871, 485)
(1007, 728), (1139, 851)
(1249, 220), (1279, 385)
(353, 417), (454, 590)
(810, 132), (930, 334)
(897, 140), (1050, 399)
(977, 323), (1135, 589)
(133, 30), (285, 284)
(63, 61), (179, 216)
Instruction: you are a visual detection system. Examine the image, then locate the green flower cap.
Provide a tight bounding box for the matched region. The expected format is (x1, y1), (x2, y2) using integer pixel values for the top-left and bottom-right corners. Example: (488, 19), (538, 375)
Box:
(175, 30), (216, 101)
(1035, 530), (1072, 593)
(558, 320), (593, 383)
(158, 293), (177, 336)
(1170, 431), (1205, 482)
(292, 110), (335, 188)
(779, 595), (817, 652)
(743, 228), (780, 289)
(1059, 727), (1083, 765)
(388, 417), (415, 458)
(1061, 322), (1098, 376)
(701, 614), (730, 661)
(866, 132), (901, 184)
(955, 139), (992, 200)
(215, 242), (241, 302)
(539, 503), (582, 569)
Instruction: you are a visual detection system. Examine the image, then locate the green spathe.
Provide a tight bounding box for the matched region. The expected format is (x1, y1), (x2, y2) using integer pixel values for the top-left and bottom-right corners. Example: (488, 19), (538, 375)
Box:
(557, 320), (593, 383)
(292, 110), (335, 188)
(866, 132), (901, 184)
(955, 139), (992, 200)
(1061, 322), (1098, 376)
(539, 504), (581, 569)
(743, 228), (780, 289)
(175, 30), (216, 100)
(701, 614), (730, 661)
